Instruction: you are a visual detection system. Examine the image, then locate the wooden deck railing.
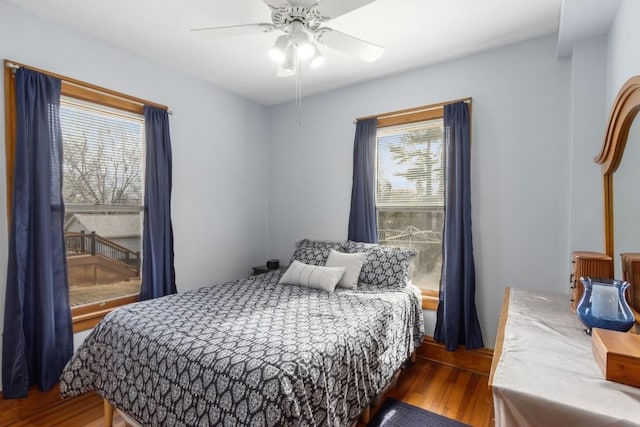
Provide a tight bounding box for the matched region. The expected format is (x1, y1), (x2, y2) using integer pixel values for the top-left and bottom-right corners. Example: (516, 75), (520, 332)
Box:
(65, 231), (140, 276)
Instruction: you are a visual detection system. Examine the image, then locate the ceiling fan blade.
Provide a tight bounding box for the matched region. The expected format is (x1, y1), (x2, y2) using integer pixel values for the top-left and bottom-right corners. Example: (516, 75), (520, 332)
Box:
(317, 0), (377, 20)
(191, 23), (274, 38)
(263, 0), (290, 8)
(315, 28), (384, 62)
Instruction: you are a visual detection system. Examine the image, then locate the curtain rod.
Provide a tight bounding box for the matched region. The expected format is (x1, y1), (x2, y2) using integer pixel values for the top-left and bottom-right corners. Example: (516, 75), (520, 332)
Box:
(5, 61), (173, 115)
(354, 97), (472, 123)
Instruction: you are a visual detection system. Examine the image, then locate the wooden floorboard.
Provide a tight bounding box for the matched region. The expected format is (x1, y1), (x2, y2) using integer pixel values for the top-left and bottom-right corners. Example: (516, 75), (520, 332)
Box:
(0, 359), (494, 426)
(361, 359), (494, 426)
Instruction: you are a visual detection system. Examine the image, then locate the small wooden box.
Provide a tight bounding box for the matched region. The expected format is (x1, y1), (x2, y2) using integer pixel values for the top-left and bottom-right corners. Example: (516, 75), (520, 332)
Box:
(592, 328), (640, 388)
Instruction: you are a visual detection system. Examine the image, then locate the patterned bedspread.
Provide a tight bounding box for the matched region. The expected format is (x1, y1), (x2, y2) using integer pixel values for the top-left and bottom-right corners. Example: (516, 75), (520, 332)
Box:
(60, 270), (424, 426)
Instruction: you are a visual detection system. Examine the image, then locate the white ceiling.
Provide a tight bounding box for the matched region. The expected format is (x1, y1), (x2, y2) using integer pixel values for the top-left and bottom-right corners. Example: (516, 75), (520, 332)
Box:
(8, 0), (568, 106)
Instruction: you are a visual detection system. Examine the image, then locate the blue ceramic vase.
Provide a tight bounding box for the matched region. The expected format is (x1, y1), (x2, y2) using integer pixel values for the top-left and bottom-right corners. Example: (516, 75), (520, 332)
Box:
(577, 277), (634, 335)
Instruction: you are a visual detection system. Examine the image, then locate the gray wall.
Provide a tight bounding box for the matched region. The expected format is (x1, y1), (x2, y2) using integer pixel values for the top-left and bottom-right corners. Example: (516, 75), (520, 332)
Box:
(265, 29), (620, 348)
(607, 0), (640, 108)
(566, 36), (608, 259)
(0, 1), (269, 384)
(267, 35), (574, 347)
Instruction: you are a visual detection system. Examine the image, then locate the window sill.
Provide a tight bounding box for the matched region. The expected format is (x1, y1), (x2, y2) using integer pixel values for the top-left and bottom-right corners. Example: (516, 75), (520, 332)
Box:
(421, 289), (439, 311)
(71, 294), (138, 332)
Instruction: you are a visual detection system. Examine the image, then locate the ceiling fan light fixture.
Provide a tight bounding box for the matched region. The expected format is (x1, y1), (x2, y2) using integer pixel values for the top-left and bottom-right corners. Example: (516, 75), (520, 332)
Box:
(193, 0), (387, 81)
(289, 25), (315, 61)
(282, 45), (297, 72)
(310, 49), (325, 69)
(268, 35), (289, 64)
(296, 41), (315, 60)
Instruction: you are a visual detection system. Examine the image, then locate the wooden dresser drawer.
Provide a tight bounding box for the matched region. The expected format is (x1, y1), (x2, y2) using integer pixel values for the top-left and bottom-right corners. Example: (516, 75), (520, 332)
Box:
(621, 253), (640, 314)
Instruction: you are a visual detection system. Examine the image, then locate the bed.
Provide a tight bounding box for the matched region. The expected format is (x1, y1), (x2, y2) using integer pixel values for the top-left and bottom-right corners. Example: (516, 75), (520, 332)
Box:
(59, 240), (424, 426)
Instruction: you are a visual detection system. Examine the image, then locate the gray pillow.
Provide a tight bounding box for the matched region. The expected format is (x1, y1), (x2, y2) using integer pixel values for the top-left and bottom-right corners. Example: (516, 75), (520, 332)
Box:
(289, 238), (347, 266)
(346, 240), (416, 291)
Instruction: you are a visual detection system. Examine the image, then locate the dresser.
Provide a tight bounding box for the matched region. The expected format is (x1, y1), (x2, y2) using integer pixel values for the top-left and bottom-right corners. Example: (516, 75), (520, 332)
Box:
(489, 288), (640, 427)
(622, 253), (640, 314)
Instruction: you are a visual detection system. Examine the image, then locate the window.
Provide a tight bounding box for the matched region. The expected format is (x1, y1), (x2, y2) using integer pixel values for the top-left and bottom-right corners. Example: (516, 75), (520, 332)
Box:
(60, 98), (145, 308)
(4, 60), (168, 331)
(375, 110), (445, 293)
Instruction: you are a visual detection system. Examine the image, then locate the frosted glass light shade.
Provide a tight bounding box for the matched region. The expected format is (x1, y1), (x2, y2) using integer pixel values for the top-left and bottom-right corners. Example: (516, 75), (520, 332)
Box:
(290, 28), (315, 60)
(310, 49), (325, 68)
(296, 41), (315, 60)
(268, 35), (289, 64)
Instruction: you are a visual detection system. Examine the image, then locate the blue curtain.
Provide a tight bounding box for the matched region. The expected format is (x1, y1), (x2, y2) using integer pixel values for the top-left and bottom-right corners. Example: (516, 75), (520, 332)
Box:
(2, 69), (73, 398)
(347, 118), (378, 243)
(434, 101), (484, 351)
(139, 106), (176, 300)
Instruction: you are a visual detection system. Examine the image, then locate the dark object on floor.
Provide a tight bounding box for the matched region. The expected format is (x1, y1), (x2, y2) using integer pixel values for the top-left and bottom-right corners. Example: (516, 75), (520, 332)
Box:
(368, 398), (471, 427)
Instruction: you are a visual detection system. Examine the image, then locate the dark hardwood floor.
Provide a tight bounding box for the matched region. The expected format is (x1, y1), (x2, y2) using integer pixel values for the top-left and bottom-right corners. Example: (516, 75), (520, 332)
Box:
(0, 359), (494, 426)
(379, 358), (494, 426)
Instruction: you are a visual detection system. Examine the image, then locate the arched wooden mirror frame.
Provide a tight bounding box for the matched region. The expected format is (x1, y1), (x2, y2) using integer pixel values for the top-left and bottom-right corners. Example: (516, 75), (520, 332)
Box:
(595, 75), (640, 257)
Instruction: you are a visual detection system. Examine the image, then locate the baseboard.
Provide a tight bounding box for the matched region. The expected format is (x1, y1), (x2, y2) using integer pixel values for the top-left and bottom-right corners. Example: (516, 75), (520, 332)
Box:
(416, 336), (493, 376)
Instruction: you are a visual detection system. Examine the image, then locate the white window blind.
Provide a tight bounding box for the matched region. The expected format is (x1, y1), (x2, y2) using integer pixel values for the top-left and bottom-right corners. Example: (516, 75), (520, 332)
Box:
(59, 97), (145, 207)
(376, 118), (444, 208)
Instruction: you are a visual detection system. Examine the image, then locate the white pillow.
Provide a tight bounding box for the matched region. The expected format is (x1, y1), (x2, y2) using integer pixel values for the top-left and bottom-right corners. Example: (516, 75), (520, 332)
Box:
(325, 249), (367, 290)
(279, 260), (346, 292)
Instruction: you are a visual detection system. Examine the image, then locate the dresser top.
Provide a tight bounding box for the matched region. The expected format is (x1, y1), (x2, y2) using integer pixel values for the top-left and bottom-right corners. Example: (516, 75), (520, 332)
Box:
(572, 250), (612, 260)
(491, 287), (640, 426)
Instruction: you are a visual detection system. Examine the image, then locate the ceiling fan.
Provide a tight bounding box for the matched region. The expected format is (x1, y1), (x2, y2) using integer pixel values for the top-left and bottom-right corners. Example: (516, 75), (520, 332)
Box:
(191, 0), (384, 77)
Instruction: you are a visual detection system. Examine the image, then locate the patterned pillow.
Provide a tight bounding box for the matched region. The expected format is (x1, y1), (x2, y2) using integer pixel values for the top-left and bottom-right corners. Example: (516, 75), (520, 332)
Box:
(345, 241), (378, 253)
(346, 240), (416, 291)
(289, 239), (347, 266)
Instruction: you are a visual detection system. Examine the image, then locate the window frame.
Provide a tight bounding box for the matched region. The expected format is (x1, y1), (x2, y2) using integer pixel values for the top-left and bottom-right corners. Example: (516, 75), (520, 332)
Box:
(4, 59), (168, 331)
(375, 105), (445, 310)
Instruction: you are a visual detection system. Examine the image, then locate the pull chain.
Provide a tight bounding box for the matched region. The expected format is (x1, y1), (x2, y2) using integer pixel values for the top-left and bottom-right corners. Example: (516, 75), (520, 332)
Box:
(295, 61), (303, 125)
